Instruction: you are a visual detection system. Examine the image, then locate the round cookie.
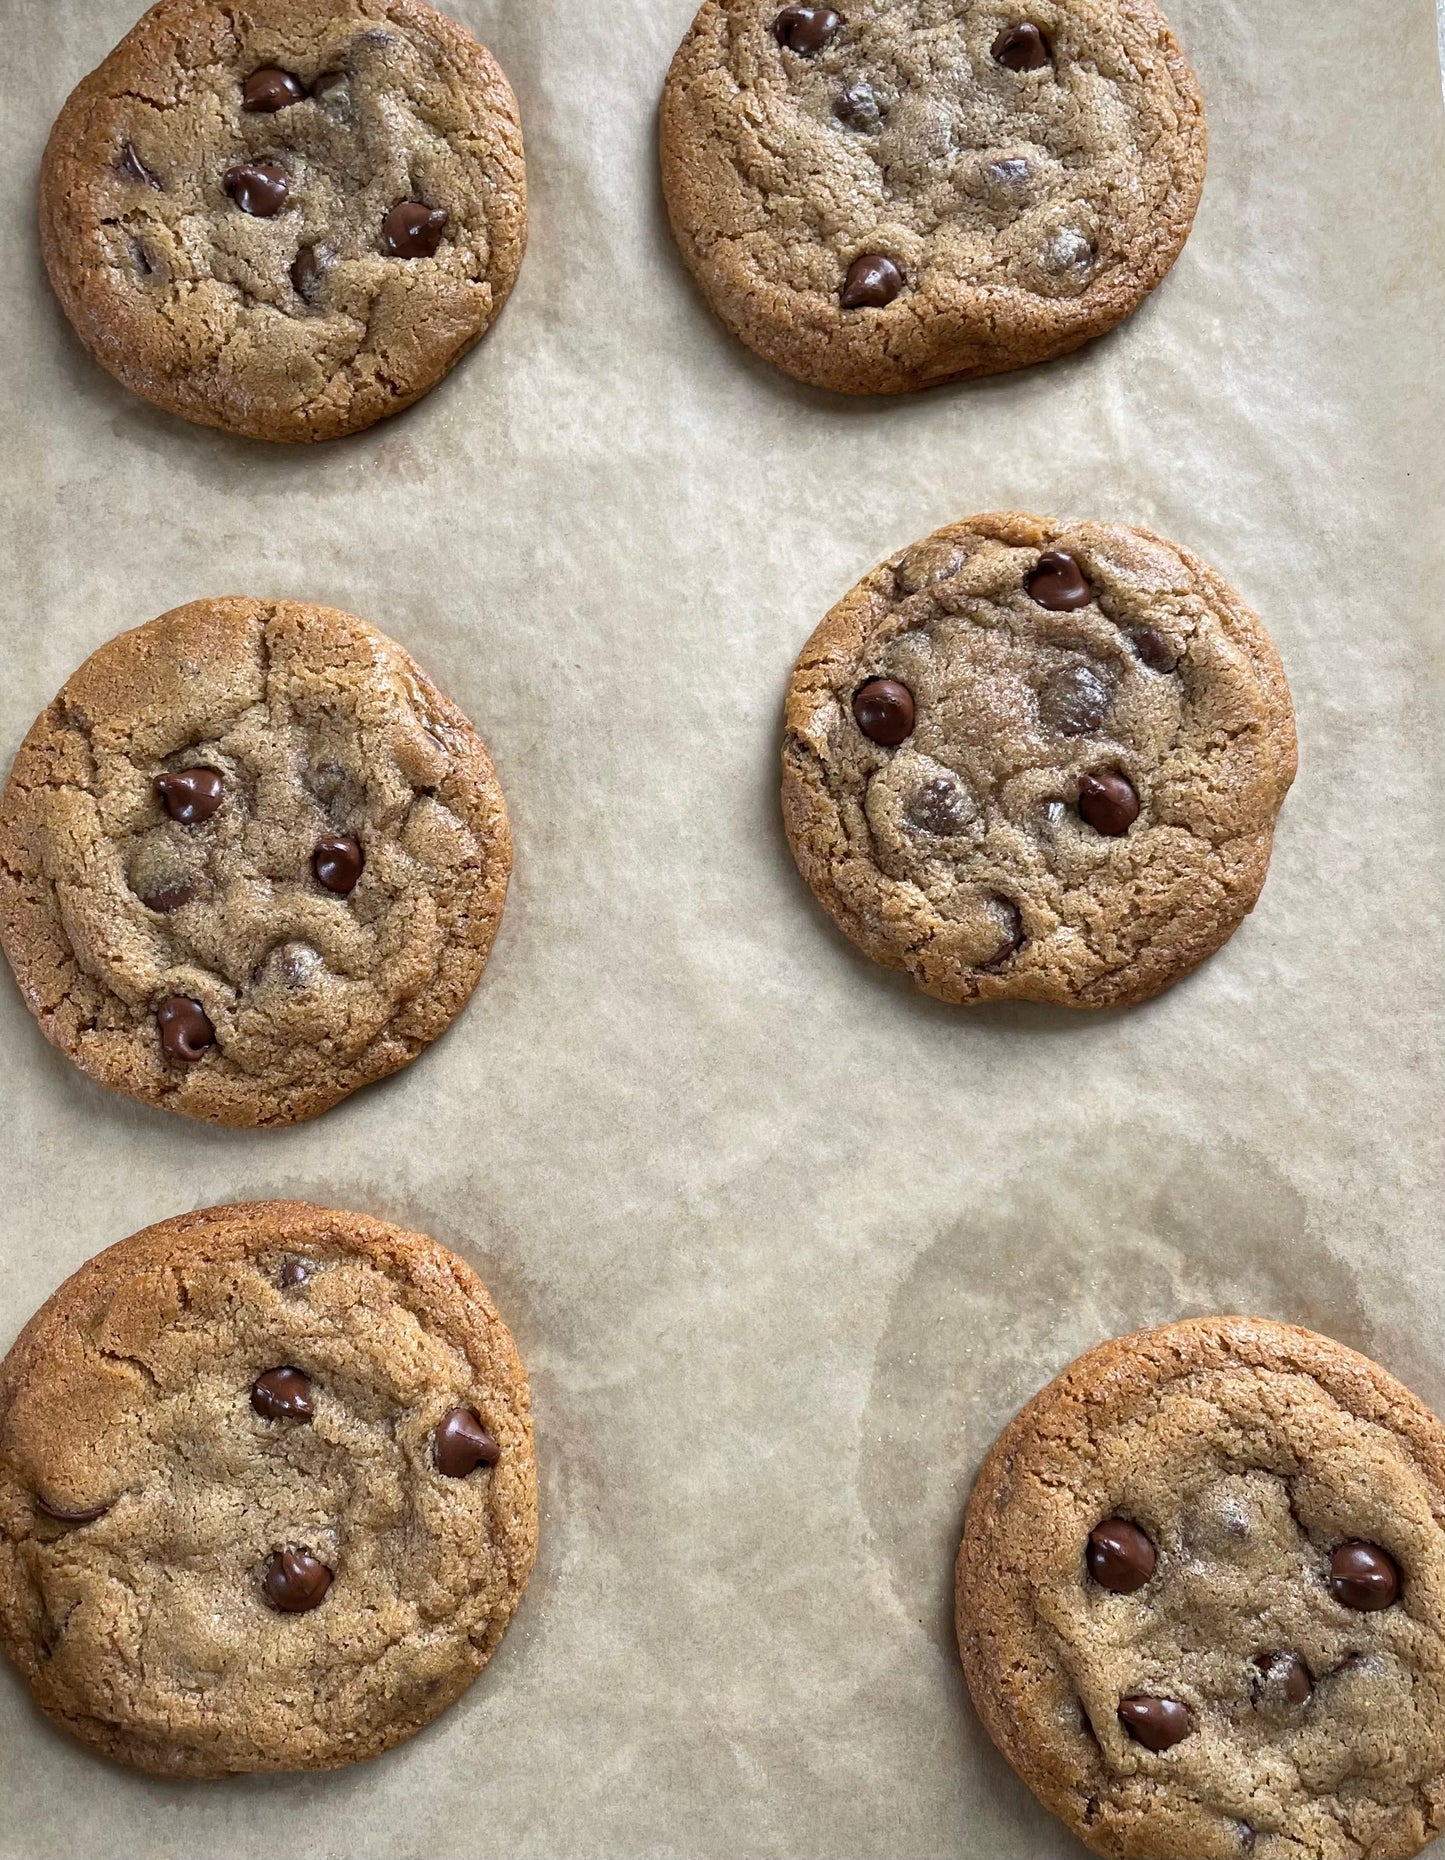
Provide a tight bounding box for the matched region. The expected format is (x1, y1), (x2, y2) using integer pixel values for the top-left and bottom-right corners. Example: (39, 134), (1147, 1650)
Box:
(40, 0), (527, 442)
(659, 0), (1205, 395)
(0, 1201), (537, 1777)
(781, 513), (1296, 1009)
(0, 596), (511, 1126)
(956, 1318), (1445, 1860)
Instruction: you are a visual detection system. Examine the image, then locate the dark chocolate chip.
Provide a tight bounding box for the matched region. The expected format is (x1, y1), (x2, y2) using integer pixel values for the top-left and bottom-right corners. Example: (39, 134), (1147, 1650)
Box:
(120, 141), (161, 188)
(1117, 1696), (1192, 1751)
(772, 5), (842, 54)
(224, 161), (289, 217)
(434, 1407), (501, 1477)
(251, 1367), (314, 1421)
(37, 1496), (109, 1525)
(278, 1258), (313, 1288)
(840, 253), (903, 309)
(140, 880), (197, 914)
(906, 775), (970, 836)
(984, 899), (1024, 966)
(1127, 625), (1178, 672)
(381, 201), (447, 258)
(1077, 771), (1139, 837)
(834, 80), (882, 129)
(1026, 550), (1094, 611)
(262, 1547), (332, 1613)
(852, 678), (915, 746)
(992, 22), (1051, 70)
(1039, 663), (1113, 735)
(291, 244), (326, 300)
(157, 995), (215, 1062)
(156, 767), (223, 824)
(1252, 1650), (1313, 1705)
(243, 67), (306, 112)
(1330, 1541), (1400, 1611)
(313, 835), (364, 894)
(1087, 1518), (1156, 1593)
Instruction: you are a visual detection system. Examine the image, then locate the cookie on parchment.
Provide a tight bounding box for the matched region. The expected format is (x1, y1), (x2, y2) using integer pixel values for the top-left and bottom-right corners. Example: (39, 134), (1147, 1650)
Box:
(40, 0), (527, 442)
(0, 596), (511, 1126)
(659, 0), (1205, 395)
(0, 1201), (537, 1777)
(781, 514), (1296, 1009)
(956, 1317), (1445, 1860)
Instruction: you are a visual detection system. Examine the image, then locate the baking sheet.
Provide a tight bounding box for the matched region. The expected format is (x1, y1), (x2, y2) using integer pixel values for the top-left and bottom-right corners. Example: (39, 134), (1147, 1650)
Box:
(1, 0), (1443, 1855)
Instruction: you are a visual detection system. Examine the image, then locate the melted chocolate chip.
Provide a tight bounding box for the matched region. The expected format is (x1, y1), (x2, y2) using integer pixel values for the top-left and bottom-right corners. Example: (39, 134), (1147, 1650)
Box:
(1117, 1696), (1192, 1751)
(120, 141), (161, 188)
(852, 678), (915, 746)
(1039, 663), (1112, 735)
(1330, 1541), (1400, 1611)
(140, 880), (197, 915)
(906, 775), (970, 836)
(1077, 771), (1139, 837)
(1127, 625), (1178, 672)
(772, 5), (842, 54)
(1087, 1518), (1156, 1593)
(381, 201), (447, 258)
(834, 80), (882, 129)
(224, 162), (289, 217)
(291, 244), (326, 301)
(992, 22), (1051, 70)
(278, 1258), (313, 1289)
(1252, 1650), (1313, 1705)
(157, 995), (215, 1062)
(243, 67), (306, 112)
(313, 835), (364, 894)
(262, 1548), (332, 1613)
(1026, 550), (1094, 611)
(156, 767), (223, 824)
(251, 1367), (314, 1421)
(984, 899), (1024, 966)
(37, 1496), (109, 1525)
(435, 1407), (501, 1477)
(840, 253), (903, 309)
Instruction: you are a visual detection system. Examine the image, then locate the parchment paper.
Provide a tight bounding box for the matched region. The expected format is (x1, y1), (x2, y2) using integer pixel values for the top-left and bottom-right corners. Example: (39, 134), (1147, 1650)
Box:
(0, 1), (1442, 1855)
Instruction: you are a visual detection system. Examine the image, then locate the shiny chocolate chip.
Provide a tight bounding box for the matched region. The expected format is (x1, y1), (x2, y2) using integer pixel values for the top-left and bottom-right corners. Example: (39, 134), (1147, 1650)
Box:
(157, 995), (215, 1062)
(140, 880), (196, 914)
(772, 5), (842, 54)
(262, 1548), (332, 1613)
(984, 899), (1024, 966)
(1039, 663), (1112, 735)
(291, 244), (326, 300)
(224, 161), (289, 217)
(840, 253), (903, 309)
(381, 201), (447, 258)
(1330, 1541), (1400, 1611)
(120, 141), (161, 188)
(313, 835), (364, 894)
(992, 22), (1051, 70)
(1087, 1518), (1156, 1593)
(278, 1258), (313, 1288)
(852, 678), (915, 746)
(1077, 771), (1139, 837)
(156, 767), (223, 824)
(1118, 1696), (1192, 1751)
(435, 1407), (501, 1477)
(1127, 625), (1178, 672)
(1026, 550), (1093, 611)
(906, 775), (970, 836)
(37, 1495), (109, 1525)
(251, 1367), (314, 1421)
(834, 80), (882, 129)
(243, 67), (306, 112)
(1252, 1650), (1313, 1705)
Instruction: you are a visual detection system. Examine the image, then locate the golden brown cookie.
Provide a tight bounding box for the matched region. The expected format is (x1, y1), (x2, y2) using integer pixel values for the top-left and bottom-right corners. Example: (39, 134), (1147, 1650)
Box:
(40, 0), (527, 441)
(957, 1318), (1445, 1859)
(0, 596), (511, 1126)
(660, 0), (1205, 394)
(0, 1201), (537, 1777)
(782, 513), (1296, 1009)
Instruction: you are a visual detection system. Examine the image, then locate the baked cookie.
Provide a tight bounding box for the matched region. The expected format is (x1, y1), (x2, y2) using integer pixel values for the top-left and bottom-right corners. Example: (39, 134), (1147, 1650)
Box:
(956, 1318), (1445, 1860)
(781, 513), (1295, 1009)
(0, 596), (511, 1125)
(659, 0), (1205, 394)
(40, 0), (526, 441)
(0, 1201), (537, 1777)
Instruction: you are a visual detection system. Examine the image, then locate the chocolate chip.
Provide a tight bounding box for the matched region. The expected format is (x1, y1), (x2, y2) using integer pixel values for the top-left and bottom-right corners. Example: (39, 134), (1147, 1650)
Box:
(992, 22), (1051, 70)
(251, 1367), (314, 1421)
(291, 244), (326, 301)
(381, 201), (447, 258)
(906, 775), (971, 835)
(1026, 550), (1094, 611)
(834, 80), (882, 129)
(157, 995), (214, 1061)
(120, 141), (161, 188)
(434, 1407), (500, 1477)
(37, 1496), (109, 1525)
(224, 162), (289, 217)
(1330, 1541), (1400, 1611)
(772, 6), (842, 54)
(852, 678), (915, 746)
(1039, 663), (1113, 735)
(1087, 1518), (1156, 1593)
(1127, 625), (1178, 672)
(243, 67), (306, 112)
(311, 70), (346, 96)
(313, 835), (364, 894)
(278, 1258), (312, 1288)
(140, 880), (196, 914)
(155, 767), (223, 824)
(840, 253), (903, 309)
(262, 1548), (332, 1613)
(1252, 1650), (1313, 1705)
(1118, 1696), (1192, 1751)
(1077, 771), (1139, 837)
(984, 899), (1024, 966)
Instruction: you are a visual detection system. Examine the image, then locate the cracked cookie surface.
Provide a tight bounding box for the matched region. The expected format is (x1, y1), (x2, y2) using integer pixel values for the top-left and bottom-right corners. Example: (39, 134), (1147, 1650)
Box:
(659, 0), (1206, 394)
(956, 1318), (1445, 1859)
(0, 596), (511, 1126)
(40, 0), (526, 441)
(781, 512), (1296, 1009)
(0, 1201), (537, 1777)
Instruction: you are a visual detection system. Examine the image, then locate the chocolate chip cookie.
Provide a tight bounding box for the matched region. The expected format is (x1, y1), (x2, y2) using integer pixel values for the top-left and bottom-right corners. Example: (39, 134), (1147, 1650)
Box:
(659, 0), (1206, 394)
(0, 596), (511, 1125)
(781, 513), (1296, 1009)
(40, 0), (527, 441)
(0, 1200), (537, 1777)
(956, 1318), (1445, 1859)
